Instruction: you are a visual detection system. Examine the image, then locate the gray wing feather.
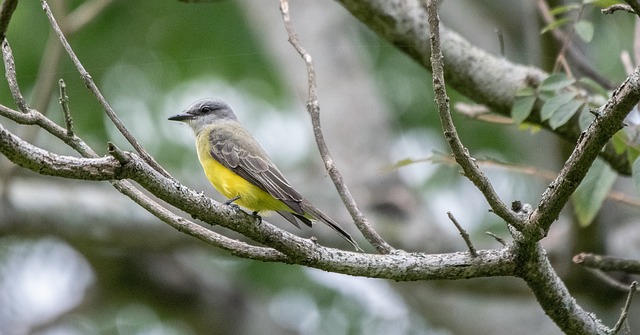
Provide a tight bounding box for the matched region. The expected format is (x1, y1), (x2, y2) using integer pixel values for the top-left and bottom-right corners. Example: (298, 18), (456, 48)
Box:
(209, 127), (305, 215)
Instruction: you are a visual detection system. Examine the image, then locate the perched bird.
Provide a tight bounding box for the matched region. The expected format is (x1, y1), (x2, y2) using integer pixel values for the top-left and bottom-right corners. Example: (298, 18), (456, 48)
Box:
(169, 98), (360, 250)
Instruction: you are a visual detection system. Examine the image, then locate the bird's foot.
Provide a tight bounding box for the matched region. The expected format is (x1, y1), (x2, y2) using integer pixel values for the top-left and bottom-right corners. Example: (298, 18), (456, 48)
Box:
(251, 211), (263, 224)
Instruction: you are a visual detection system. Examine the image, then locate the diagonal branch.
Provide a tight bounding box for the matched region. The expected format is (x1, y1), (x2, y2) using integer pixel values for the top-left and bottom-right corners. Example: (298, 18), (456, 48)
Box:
(624, 0), (640, 18)
(0, 0), (17, 39)
(40, 0), (172, 179)
(425, 0), (523, 231)
(514, 241), (608, 334)
(530, 67), (640, 236)
(427, 1), (609, 333)
(278, 0), (393, 254)
(335, 0), (631, 176)
(109, 172), (288, 262)
(0, 121), (518, 280)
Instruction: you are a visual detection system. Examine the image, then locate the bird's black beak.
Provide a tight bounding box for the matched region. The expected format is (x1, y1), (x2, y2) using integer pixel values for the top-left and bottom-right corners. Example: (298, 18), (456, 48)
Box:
(168, 112), (191, 121)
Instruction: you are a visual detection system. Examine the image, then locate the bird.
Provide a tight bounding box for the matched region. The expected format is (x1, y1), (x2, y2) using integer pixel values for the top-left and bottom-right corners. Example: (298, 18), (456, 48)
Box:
(168, 98), (360, 250)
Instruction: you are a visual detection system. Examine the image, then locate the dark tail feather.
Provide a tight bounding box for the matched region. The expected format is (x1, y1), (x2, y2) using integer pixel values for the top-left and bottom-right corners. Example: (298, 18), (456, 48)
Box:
(301, 202), (362, 251)
(277, 211), (304, 228)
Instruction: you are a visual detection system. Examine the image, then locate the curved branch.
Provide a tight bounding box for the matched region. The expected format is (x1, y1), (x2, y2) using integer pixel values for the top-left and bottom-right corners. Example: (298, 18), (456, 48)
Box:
(279, 0), (392, 254)
(41, 0), (172, 179)
(425, 0), (522, 230)
(0, 122), (517, 280)
(110, 178), (288, 262)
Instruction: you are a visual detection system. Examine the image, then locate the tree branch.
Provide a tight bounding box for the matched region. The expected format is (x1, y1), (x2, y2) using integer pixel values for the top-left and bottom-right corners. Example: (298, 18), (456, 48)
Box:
(624, 0), (640, 19)
(0, 0), (17, 39)
(40, 0), (172, 179)
(514, 241), (609, 334)
(574, 253), (640, 275)
(0, 120), (519, 280)
(425, 0), (523, 231)
(530, 67), (640, 235)
(335, 0), (631, 176)
(278, 0), (393, 254)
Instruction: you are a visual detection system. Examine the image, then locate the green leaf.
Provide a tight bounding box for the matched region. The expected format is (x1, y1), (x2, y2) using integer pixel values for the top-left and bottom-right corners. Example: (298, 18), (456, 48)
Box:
(611, 130), (628, 155)
(511, 95), (536, 124)
(572, 159), (617, 227)
(540, 92), (578, 121)
(550, 4), (580, 15)
(515, 87), (536, 97)
(575, 20), (594, 43)
(541, 18), (573, 35)
(628, 145), (640, 166)
(539, 73), (576, 91)
(549, 99), (583, 129)
(537, 90), (556, 102)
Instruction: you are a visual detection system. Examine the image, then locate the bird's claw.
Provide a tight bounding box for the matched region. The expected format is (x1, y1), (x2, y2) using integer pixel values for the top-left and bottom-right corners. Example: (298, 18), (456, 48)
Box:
(251, 211), (263, 224)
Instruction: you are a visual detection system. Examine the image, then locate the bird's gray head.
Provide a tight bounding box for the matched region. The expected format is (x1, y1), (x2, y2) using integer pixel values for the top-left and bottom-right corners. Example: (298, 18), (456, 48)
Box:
(168, 98), (238, 134)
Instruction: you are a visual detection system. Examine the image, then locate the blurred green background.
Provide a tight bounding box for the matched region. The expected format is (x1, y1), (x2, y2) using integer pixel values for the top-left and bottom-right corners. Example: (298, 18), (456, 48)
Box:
(0, 1), (638, 334)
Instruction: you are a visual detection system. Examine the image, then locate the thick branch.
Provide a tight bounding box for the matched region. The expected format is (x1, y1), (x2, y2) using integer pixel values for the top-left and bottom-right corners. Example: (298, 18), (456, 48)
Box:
(0, 123), (121, 180)
(335, 0), (631, 176)
(0, 122), (517, 280)
(515, 241), (609, 334)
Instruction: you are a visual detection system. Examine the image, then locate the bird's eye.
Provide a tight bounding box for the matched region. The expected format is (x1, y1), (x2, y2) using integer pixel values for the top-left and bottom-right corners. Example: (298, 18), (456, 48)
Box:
(200, 106), (211, 114)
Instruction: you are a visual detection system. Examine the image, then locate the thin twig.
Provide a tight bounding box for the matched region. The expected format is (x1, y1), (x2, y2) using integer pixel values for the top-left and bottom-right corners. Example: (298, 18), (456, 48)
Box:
(447, 212), (477, 257)
(278, 0), (393, 254)
(108, 170), (288, 262)
(495, 28), (504, 57)
(602, 4), (634, 15)
(40, 0), (172, 179)
(0, 0), (18, 39)
(624, 0), (640, 19)
(573, 252), (640, 274)
(552, 4), (585, 74)
(65, 0), (116, 35)
(1, 39), (28, 113)
(433, 153), (640, 208)
(536, 0), (616, 89)
(58, 79), (74, 136)
(425, 0), (523, 231)
(583, 268), (636, 292)
(485, 231), (507, 246)
(611, 281), (638, 334)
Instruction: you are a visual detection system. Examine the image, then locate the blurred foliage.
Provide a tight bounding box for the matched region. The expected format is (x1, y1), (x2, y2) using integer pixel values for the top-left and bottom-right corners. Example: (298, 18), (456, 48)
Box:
(2, 0), (640, 334)
(3, 1), (285, 146)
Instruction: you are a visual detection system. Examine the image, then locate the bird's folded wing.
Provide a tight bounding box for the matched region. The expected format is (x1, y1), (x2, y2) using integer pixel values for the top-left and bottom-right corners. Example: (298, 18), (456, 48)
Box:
(209, 129), (305, 215)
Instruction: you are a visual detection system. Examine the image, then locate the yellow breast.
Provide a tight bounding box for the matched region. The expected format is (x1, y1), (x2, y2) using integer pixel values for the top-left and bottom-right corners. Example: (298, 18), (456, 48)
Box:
(195, 128), (289, 213)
